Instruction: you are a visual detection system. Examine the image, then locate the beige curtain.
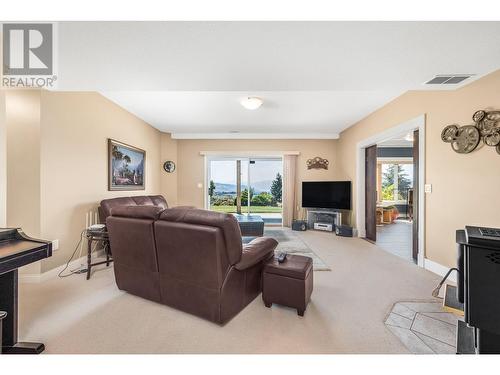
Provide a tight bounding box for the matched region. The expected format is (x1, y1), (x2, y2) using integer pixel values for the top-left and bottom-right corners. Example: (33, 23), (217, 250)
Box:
(282, 155), (297, 227)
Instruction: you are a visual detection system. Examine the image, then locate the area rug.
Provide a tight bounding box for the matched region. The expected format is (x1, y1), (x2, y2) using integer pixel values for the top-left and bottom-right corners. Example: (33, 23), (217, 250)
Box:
(384, 300), (460, 354)
(264, 228), (331, 271)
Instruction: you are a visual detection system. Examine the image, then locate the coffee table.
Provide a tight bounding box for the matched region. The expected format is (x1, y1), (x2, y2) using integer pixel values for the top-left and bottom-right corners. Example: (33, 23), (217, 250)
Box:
(233, 214), (264, 237)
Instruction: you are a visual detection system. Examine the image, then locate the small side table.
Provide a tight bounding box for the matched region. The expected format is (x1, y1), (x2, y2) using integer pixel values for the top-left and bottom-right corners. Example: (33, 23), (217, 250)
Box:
(263, 254), (313, 316)
(234, 214), (265, 237)
(85, 229), (112, 280)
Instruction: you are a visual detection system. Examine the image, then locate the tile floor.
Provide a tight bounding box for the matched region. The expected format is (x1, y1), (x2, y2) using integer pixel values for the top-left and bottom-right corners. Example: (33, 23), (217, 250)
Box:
(376, 219), (413, 262)
(384, 301), (461, 354)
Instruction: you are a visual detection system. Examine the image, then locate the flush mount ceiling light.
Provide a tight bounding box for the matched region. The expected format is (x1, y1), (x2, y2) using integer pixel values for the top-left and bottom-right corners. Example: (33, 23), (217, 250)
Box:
(240, 96), (263, 110)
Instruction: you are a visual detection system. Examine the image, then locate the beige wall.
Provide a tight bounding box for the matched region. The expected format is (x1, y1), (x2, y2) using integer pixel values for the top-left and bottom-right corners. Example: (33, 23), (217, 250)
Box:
(4, 90), (162, 273)
(176, 139), (341, 220)
(5, 90), (41, 237)
(160, 132), (178, 206)
(39, 92), (162, 272)
(5, 90), (42, 274)
(337, 69), (500, 268)
(0, 90), (6, 227)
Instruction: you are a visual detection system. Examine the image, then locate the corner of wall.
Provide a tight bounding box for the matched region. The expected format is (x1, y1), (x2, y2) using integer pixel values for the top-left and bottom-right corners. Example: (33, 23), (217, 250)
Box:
(0, 90), (6, 227)
(5, 89), (43, 276)
(160, 132), (178, 206)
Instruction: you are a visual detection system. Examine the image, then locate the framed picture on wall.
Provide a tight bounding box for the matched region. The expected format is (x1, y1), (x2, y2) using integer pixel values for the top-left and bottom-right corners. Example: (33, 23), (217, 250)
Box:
(108, 139), (146, 191)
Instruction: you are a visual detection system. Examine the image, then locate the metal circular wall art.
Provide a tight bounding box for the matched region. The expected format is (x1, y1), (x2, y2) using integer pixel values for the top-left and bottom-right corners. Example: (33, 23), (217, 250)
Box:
(163, 160), (176, 173)
(441, 109), (500, 155)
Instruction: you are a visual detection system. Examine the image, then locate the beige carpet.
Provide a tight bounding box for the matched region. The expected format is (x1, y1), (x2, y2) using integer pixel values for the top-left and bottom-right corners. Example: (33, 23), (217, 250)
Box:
(265, 228), (331, 270)
(18, 230), (443, 354)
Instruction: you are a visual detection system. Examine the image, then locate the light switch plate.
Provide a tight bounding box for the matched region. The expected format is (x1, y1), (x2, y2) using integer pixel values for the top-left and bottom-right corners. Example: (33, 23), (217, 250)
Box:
(197, 182), (203, 189)
(424, 184), (432, 193)
(52, 239), (59, 251)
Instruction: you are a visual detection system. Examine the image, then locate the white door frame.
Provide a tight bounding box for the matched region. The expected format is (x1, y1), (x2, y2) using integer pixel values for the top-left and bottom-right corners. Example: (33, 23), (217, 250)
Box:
(355, 115), (426, 267)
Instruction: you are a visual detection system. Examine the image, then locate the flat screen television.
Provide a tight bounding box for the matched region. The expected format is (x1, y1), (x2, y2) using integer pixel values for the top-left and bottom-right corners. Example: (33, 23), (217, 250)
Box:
(302, 181), (351, 210)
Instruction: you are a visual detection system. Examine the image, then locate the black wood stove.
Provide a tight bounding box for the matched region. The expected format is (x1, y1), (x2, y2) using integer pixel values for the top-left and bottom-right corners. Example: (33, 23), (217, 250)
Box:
(456, 226), (500, 354)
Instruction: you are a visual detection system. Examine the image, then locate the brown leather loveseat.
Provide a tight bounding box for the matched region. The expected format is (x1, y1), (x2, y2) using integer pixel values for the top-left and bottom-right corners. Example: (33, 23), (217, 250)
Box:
(105, 203), (278, 325)
(98, 195), (169, 223)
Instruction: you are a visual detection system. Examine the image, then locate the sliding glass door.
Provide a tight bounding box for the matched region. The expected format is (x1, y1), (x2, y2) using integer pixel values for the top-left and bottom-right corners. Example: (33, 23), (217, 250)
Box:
(207, 156), (282, 224)
(248, 158), (282, 224)
(208, 158), (248, 214)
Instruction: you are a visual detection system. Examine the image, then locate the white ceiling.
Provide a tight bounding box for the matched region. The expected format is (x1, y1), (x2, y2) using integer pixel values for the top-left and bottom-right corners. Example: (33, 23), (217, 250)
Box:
(101, 91), (395, 138)
(378, 135), (414, 148)
(54, 21), (500, 137)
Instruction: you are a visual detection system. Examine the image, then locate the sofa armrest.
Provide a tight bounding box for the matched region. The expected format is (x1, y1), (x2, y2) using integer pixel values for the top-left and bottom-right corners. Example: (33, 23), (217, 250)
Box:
(235, 237), (278, 271)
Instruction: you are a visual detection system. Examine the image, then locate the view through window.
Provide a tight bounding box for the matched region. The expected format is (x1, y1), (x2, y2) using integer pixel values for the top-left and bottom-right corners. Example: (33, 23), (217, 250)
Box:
(381, 163), (413, 202)
(208, 158), (283, 224)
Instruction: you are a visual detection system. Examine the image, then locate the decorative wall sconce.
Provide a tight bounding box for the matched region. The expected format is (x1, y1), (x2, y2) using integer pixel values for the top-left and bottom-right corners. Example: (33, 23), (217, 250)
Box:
(306, 157), (329, 170)
(441, 110), (500, 155)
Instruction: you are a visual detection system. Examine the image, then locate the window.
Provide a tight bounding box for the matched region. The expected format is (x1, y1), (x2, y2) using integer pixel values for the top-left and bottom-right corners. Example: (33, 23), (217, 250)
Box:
(380, 163), (413, 202)
(206, 157), (283, 224)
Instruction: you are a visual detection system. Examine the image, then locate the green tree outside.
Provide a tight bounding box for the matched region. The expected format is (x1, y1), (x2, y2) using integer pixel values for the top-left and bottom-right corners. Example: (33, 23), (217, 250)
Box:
(270, 172), (282, 203)
(382, 164), (412, 201)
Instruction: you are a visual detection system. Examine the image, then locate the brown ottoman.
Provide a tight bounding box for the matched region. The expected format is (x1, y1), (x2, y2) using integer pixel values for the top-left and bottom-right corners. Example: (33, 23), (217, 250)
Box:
(262, 254), (313, 316)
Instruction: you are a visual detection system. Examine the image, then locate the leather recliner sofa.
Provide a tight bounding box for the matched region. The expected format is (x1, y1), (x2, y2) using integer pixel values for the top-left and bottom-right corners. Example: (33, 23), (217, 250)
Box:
(105, 204), (278, 325)
(98, 195), (169, 223)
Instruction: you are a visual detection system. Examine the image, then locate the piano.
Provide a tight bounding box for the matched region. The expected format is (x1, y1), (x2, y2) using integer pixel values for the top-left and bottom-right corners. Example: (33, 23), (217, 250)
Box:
(456, 226), (500, 354)
(0, 228), (52, 354)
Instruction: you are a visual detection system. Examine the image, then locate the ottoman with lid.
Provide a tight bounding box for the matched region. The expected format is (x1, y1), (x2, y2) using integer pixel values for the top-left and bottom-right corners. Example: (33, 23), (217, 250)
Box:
(262, 254), (313, 316)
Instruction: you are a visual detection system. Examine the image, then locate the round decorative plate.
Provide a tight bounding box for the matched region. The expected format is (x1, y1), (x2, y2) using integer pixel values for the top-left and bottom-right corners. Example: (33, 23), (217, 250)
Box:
(484, 131), (500, 147)
(163, 160), (176, 173)
(451, 125), (480, 154)
(441, 125), (458, 143)
(472, 110), (486, 123)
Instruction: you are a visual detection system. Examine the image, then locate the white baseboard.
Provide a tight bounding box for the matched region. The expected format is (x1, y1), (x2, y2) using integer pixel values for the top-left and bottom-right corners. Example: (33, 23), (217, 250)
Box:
(19, 250), (107, 283)
(424, 258), (457, 283)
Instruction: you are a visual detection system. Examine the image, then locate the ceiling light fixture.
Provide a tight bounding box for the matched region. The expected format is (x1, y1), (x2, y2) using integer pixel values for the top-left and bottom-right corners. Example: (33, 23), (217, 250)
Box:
(240, 97), (263, 110)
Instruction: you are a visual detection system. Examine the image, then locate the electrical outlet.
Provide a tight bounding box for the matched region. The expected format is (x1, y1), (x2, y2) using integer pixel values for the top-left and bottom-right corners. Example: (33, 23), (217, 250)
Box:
(424, 184), (432, 193)
(52, 239), (59, 251)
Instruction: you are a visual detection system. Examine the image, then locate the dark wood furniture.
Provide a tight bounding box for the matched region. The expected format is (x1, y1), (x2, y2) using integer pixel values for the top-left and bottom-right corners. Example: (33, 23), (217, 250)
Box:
(407, 188), (414, 221)
(233, 214), (265, 237)
(365, 145), (377, 241)
(0, 228), (52, 354)
(412, 129), (419, 263)
(85, 229), (112, 280)
(262, 254), (313, 316)
(0, 311), (6, 350)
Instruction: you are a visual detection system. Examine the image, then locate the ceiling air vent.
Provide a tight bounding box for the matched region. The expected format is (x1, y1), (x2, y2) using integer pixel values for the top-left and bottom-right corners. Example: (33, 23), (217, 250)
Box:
(425, 75), (473, 85)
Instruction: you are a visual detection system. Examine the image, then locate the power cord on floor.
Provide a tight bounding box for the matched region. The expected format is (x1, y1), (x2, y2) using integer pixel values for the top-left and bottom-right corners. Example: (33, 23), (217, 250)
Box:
(58, 230), (97, 278)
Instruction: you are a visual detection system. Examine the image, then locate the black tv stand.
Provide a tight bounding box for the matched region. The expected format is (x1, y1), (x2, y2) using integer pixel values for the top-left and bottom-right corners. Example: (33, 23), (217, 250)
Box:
(306, 209), (342, 230)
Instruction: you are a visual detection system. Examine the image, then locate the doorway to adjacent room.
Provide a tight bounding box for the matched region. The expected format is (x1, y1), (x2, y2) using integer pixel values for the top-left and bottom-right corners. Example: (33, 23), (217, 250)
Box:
(356, 115), (425, 267)
(373, 136), (415, 262)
